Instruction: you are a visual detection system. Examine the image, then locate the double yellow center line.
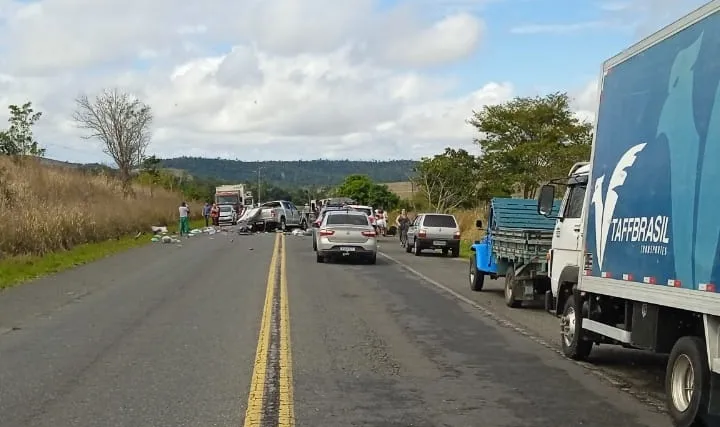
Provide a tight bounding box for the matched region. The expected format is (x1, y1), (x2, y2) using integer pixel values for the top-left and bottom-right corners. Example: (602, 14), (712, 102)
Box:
(243, 233), (295, 426)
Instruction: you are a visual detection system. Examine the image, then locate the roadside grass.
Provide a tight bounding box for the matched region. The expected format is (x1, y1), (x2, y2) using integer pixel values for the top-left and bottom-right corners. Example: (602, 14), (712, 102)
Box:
(0, 156), (202, 259)
(0, 218), (207, 290)
(0, 156), (206, 290)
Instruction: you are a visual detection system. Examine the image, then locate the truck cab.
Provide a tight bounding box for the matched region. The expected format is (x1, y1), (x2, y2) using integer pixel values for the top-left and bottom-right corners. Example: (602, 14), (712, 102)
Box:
(543, 162), (589, 316)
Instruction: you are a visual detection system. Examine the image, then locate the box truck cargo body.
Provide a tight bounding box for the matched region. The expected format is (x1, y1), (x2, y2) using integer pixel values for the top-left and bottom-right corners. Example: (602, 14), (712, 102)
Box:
(537, 2), (720, 425)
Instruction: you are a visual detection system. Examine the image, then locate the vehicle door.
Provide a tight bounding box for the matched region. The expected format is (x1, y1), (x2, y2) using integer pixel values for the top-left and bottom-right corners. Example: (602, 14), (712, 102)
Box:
(550, 183), (586, 291)
(289, 202), (302, 224)
(407, 215), (422, 242)
(280, 201), (294, 224)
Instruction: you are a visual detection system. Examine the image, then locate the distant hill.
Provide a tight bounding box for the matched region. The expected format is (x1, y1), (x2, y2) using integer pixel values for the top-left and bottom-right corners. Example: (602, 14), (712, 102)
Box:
(160, 157), (418, 186)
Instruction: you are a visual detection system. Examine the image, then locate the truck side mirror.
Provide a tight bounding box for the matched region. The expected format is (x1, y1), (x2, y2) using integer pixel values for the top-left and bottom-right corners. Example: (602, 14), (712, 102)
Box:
(537, 185), (555, 216)
(475, 219), (483, 229)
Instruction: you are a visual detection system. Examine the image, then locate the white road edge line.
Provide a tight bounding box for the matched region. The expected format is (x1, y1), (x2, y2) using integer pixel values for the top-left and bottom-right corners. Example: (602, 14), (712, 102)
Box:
(378, 251), (667, 413)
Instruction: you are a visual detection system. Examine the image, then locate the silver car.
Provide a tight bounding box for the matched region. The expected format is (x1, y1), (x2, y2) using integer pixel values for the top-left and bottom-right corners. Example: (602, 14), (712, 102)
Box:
(218, 205), (237, 225)
(405, 213), (461, 257)
(315, 210), (377, 264)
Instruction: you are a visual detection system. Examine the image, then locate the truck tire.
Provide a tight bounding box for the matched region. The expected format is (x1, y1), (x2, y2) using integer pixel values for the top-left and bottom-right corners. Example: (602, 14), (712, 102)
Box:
(666, 336), (711, 427)
(504, 266), (521, 308)
(560, 295), (593, 360)
(469, 256), (484, 291)
(280, 217), (286, 231)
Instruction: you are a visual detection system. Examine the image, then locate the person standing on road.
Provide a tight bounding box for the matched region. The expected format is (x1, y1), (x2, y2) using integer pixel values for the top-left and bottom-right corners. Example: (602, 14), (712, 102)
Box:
(179, 202), (190, 237)
(210, 203), (220, 227)
(202, 202), (211, 227)
(395, 209), (410, 246)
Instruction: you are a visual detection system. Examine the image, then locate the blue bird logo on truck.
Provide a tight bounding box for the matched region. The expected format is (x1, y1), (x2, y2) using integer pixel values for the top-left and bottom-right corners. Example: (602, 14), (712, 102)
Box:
(657, 31), (720, 287)
(591, 143), (647, 270)
(657, 33), (703, 286)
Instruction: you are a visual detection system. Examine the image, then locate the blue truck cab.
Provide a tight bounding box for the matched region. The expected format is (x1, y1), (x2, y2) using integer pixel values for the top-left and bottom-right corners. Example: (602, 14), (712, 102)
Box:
(469, 198), (559, 308)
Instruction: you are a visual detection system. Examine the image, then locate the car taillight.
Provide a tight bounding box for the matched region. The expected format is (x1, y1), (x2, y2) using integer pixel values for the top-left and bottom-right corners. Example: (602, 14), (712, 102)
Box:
(453, 231), (461, 239)
(319, 229), (334, 236)
(271, 211), (276, 217)
(418, 229), (427, 238)
(362, 230), (376, 237)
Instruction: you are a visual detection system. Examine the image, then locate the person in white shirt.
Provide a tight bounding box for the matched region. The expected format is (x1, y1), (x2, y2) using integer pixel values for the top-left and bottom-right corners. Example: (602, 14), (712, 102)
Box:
(178, 202), (190, 236)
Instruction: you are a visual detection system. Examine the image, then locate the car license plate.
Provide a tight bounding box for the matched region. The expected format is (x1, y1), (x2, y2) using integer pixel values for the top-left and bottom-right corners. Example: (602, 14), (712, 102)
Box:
(433, 240), (446, 246)
(524, 285), (534, 297)
(340, 247), (355, 252)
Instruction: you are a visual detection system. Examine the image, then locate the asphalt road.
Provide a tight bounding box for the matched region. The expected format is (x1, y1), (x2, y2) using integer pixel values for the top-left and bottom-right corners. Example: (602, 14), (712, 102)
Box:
(0, 230), (671, 427)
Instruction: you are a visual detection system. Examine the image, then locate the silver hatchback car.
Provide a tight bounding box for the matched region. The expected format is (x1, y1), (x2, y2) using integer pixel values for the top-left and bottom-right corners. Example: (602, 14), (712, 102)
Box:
(405, 213), (461, 257)
(315, 210), (378, 264)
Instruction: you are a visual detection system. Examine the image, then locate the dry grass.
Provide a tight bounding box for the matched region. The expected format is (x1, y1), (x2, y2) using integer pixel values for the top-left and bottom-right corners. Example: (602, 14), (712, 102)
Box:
(383, 181), (416, 200)
(0, 157), (199, 258)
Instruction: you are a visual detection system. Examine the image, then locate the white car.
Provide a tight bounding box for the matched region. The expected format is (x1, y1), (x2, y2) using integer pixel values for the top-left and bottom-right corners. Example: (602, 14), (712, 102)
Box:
(347, 204), (375, 227)
(315, 210), (377, 264)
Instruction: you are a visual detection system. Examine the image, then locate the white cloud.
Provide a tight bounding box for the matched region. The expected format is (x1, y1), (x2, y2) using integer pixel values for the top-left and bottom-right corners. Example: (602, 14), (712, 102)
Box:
(0, 0), (695, 164)
(510, 21), (611, 35)
(0, 0), (502, 162)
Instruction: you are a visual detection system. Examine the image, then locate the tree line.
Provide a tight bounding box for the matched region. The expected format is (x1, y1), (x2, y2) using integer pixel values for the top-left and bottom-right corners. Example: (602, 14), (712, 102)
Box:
(0, 90), (591, 211)
(405, 92), (592, 212)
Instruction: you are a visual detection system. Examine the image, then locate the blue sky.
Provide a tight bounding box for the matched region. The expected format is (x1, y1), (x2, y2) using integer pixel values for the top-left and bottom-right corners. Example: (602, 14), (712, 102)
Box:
(0, 0), (712, 163)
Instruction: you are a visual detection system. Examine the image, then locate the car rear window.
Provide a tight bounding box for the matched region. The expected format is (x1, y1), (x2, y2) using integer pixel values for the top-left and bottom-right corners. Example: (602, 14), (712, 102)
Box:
(353, 208), (372, 216)
(423, 214), (457, 228)
(326, 214), (369, 226)
(260, 201), (281, 208)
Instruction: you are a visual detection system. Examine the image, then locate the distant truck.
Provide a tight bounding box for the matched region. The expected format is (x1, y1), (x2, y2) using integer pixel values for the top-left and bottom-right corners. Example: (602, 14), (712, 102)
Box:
(215, 184), (253, 207)
(469, 198), (560, 308)
(537, 3), (720, 425)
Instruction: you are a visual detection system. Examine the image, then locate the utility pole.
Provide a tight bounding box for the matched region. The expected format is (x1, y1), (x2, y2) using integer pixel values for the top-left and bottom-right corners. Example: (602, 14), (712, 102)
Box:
(256, 166), (264, 203)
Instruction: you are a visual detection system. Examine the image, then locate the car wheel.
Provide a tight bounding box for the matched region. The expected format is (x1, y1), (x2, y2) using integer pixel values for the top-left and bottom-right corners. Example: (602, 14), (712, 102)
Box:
(560, 295), (593, 360)
(665, 336), (711, 426)
(405, 238), (412, 253)
(469, 256), (484, 291)
(413, 239), (421, 256)
(367, 254), (377, 264)
(316, 252), (324, 263)
(504, 266), (522, 308)
(442, 248), (449, 256)
(451, 248), (460, 258)
(312, 238), (317, 251)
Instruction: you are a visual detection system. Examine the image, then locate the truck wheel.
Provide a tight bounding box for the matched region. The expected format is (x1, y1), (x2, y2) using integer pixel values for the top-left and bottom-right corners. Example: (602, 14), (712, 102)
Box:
(666, 336), (711, 426)
(504, 266), (521, 308)
(469, 256), (484, 291)
(280, 217), (287, 231)
(560, 295), (593, 360)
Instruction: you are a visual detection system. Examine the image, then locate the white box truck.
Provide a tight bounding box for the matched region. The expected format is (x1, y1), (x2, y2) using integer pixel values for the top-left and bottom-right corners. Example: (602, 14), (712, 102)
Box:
(537, 2), (720, 425)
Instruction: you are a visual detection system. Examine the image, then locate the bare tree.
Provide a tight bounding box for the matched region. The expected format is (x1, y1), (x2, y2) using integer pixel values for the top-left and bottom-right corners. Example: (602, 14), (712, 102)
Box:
(73, 89), (153, 196)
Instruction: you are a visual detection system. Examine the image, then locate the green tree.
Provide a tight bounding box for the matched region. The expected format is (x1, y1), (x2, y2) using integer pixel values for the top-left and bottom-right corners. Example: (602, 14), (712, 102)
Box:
(0, 102), (45, 157)
(411, 148), (480, 212)
(469, 92), (592, 199)
(336, 174), (400, 209)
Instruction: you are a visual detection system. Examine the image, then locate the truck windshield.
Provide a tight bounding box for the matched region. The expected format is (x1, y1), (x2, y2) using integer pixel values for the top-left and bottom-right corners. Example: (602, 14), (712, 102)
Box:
(423, 215), (457, 228)
(217, 195), (239, 204)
